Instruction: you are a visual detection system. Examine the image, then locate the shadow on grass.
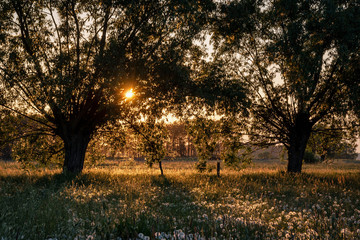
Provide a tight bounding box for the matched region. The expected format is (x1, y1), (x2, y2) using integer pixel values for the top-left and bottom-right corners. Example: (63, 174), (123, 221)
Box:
(3, 170), (358, 239)
(119, 174), (272, 239)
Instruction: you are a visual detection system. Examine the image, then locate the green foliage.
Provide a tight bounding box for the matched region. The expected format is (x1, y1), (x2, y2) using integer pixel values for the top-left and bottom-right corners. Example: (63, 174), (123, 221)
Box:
(329, 143), (358, 160)
(85, 122), (127, 165)
(307, 121), (358, 161)
(0, 0), (215, 172)
(187, 117), (252, 171)
(0, 114), (63, 168)
(221, 137), (252, 170)
(303, 151), (320, 164)
(343, 53), (360, 118)
(12, 135), (64, 168)
(187, 118), (219, 172)
(212, 0), (360, 172)
(135, 120), (168, 168)
(220, 118), (252, 169)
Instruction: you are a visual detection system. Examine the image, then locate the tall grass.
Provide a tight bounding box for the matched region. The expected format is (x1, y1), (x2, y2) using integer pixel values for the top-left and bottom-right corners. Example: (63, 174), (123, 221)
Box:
(0, 160), (359, 239)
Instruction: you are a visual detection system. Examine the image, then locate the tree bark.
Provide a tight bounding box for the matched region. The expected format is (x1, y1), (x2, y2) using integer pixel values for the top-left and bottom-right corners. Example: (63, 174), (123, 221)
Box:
(287, 114), (312, 173)
(62, 132), (91, 174)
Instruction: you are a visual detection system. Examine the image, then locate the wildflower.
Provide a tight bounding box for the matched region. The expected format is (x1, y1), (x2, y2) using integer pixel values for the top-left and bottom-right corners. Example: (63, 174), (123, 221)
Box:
(341, 228), (351, 236)
(86, 234), (95, 240)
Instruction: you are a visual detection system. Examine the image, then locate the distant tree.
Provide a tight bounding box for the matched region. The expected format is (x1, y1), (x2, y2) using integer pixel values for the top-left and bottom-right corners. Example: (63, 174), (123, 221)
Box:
(0, 0), (214, 173)
(331, 143), (358, 160)
(219, 117), (252, 169)
(213, 0), (360, 172)
(166, 122), (189, 158)
(307, 122), (358, 162)
(303, 150), (320, 164)
(133, 119), (168, 175)
(187, 117), (220, 172)
(257, 151), (271, 160)
(85, 122), (127, 165)
(187, 116), (251, 172)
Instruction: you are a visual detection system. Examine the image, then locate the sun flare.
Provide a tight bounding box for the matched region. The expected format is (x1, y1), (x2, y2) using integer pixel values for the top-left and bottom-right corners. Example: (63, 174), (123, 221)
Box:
(125, 89), (134, 99)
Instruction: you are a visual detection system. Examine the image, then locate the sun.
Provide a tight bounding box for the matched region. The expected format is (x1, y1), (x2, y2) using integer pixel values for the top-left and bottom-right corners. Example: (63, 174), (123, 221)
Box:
(125, 89), (134, 99)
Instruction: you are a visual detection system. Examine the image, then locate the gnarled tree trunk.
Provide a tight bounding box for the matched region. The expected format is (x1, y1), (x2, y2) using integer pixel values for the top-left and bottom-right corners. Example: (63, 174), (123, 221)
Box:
(62, 132), (91, 174)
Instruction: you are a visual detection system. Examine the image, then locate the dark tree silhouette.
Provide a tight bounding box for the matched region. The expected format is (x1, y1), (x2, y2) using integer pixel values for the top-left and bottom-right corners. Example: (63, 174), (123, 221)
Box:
(0, 0), (214, 173)
(213, 0), (360, 172)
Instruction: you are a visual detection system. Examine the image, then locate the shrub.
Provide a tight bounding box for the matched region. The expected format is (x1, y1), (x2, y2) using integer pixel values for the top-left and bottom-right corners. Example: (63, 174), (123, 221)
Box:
(303, 151), (320, 163)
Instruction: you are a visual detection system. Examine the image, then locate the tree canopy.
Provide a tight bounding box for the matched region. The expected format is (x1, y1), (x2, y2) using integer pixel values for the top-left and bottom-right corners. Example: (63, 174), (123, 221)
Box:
(0, 0), (359, 174)
(0, 0), (215, 173)
(212, 0), (360, 172)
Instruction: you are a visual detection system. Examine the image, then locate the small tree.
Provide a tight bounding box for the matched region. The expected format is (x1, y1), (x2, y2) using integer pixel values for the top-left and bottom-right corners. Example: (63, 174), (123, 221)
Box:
(187, 116), (251, 173)
(219, 117), (252, 169)
(134, 120), (168, 175)
(187, 117), (220, 172)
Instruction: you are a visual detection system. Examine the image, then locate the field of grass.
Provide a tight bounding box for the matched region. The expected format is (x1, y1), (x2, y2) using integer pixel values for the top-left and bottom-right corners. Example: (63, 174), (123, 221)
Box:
(0, 159), (360, 239)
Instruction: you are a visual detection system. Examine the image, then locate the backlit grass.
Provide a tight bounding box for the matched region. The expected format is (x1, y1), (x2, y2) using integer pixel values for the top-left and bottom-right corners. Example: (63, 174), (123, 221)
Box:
(0, 160), (359, 239)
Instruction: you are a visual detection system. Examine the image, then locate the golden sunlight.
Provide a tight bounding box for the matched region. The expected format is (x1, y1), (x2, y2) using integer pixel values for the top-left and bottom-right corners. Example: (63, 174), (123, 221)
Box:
(125, 89), (134, 99)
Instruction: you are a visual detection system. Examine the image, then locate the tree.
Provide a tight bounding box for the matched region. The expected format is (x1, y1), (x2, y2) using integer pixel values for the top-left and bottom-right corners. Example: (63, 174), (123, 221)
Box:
(166, 122), (189, 157)
(187, 116), (251, 173)
(135, 119), (168, 175)
(187, 117), (220, 172)
(213, 0), (360, 172)
(0, 0), (214, 173)
(343, 51), (360, 120)
(307, 122), (358, 162)
(307, 121), (358, 162)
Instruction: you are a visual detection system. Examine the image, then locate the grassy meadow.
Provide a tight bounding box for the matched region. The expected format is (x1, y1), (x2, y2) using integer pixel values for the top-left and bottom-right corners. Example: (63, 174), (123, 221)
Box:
(0, 159), (360, 240)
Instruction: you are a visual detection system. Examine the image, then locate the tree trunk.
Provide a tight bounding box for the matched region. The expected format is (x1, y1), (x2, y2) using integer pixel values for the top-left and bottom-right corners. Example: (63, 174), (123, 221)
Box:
(217, 161), (220, 177)
(159, 161), (164, 175)
(287, 114), (312, 173)
(62, 133), (91, 174)
(0, 143), (12, 161)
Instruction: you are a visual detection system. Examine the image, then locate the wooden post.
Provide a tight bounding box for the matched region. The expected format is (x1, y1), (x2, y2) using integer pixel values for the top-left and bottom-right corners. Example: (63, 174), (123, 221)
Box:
(217, 161), (220, 177)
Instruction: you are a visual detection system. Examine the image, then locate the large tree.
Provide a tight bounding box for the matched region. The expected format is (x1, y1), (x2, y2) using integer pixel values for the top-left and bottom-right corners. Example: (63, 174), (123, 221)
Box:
(0, 0), (214, 173)
(213, 0), (360, 172)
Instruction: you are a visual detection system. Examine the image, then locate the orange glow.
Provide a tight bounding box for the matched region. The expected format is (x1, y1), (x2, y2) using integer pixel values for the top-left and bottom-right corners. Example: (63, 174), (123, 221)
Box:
(125, 89), (134, 99)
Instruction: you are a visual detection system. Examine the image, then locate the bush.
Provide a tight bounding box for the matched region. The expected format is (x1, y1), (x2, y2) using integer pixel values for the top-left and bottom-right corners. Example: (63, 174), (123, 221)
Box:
(303, 151), (320, 164)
